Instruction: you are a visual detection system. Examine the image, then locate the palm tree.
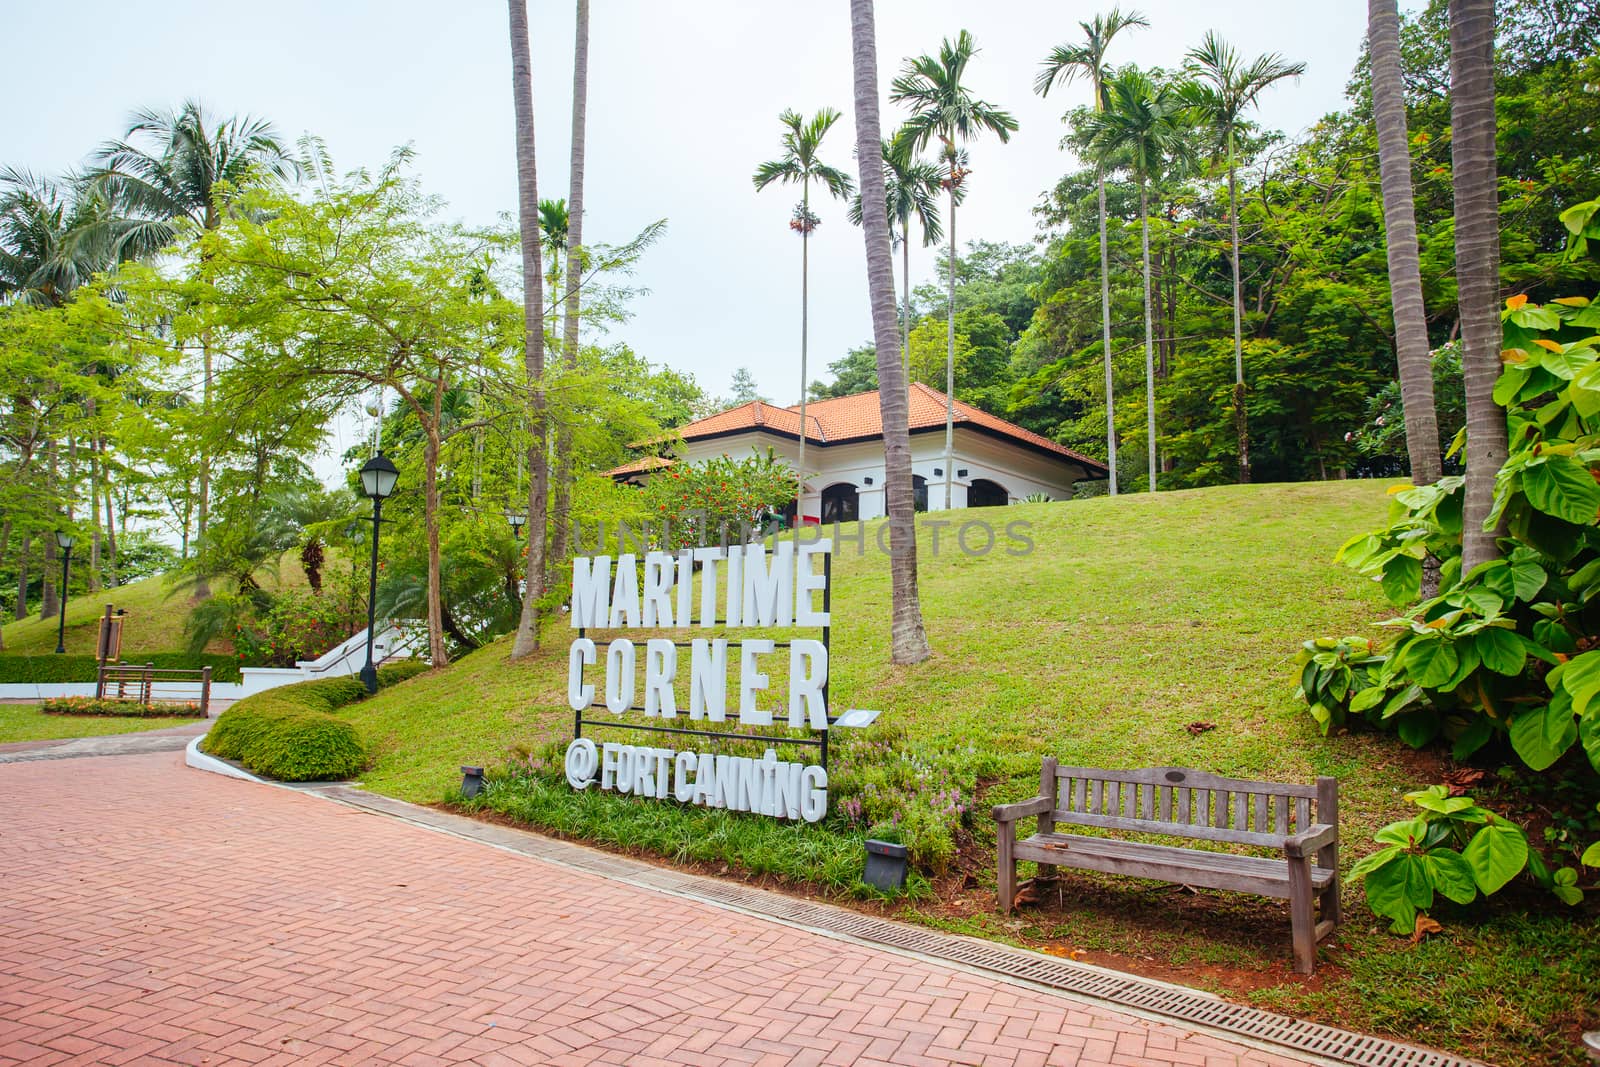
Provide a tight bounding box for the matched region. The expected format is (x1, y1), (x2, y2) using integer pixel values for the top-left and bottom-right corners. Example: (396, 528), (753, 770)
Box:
(1037, 9), (1147, 497)
(892, 30), (1017, 510)
(849, 0), (931, 664)
(1082, 69), (1194, 492)
(753, 109), (855, 526)
(539, 197), (569, 290)
(848, 139), (945, 364)
(508, 0), (550, 661)
(1183, 32), (1305, 484)
(550, 0), (590, 571)
(0, 169), (111, 307)
(88, 101), (295, 547)
(1369, 0), (1442, 491)
(1449, 0), (1504, 573)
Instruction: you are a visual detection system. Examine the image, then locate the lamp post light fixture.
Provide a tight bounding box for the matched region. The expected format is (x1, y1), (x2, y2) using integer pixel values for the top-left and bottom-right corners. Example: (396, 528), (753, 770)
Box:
(505, 508), (527, 539)
(53, 530), (75, 654)
(357, 453), (400, 694)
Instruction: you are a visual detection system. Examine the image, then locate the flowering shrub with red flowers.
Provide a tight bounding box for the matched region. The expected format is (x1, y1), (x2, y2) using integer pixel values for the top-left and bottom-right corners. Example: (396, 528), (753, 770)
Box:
(233, 590), (350, 668)
(641, 451), (798, 551)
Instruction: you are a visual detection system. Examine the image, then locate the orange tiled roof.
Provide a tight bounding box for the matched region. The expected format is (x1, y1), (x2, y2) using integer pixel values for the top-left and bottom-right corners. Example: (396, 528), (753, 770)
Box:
(607, 455), (675, 477)
(651, 384), (1106, 472)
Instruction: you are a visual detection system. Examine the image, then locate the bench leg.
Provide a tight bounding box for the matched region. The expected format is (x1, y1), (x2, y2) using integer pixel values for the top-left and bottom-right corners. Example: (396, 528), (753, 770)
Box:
(1288, 857), (1316, 975)
(997, 828), (1016, 914)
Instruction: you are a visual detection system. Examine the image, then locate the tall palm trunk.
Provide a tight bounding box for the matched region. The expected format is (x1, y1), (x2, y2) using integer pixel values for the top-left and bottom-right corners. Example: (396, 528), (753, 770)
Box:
(1139, 179), (1156, 492)
(1227, 137), (1249, 483)
(508, 0), (550, 659)
(550, 0), (589, 569)
(850, 0), (931, 664)
(1450, 0), (1504, 573)
(798, 176), (811, 527)
(1370, 0), (1442, 487)
(101, 443), (118, 588)
(902, 229), (912, 370)
(943, 170), (956, 509)
(1097, 168), (1118, 494)
(40, 442), (58, 622)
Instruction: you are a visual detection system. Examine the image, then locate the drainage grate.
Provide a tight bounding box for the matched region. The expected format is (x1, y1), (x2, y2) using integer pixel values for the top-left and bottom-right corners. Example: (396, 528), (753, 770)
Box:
(309, 786), (1480, 1067)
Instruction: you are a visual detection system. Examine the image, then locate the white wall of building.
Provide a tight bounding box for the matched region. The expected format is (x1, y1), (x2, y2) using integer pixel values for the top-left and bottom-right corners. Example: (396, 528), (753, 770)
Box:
(676, 429), (1087, 523)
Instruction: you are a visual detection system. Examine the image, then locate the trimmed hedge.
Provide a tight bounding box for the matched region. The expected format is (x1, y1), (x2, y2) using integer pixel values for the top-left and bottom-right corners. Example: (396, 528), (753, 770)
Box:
(0, 653), (242, 684)
(202, 660), (428, 782)
(41, 696), (206, 718)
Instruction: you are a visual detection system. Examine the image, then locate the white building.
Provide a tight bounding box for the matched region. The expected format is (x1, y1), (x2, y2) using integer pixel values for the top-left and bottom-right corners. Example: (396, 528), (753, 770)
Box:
(607, 383), (1107, 523)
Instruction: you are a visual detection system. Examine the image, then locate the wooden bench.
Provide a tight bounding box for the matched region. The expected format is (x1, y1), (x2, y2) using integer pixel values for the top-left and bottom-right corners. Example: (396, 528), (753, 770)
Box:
(993, 762), (1340, 974)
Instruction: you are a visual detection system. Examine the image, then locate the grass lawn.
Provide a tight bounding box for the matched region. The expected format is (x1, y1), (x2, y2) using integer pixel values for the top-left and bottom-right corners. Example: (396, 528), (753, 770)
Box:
(0, 704), (196, 744)
(339, 480), (1599, 1066)
(0, 552), (314, 657)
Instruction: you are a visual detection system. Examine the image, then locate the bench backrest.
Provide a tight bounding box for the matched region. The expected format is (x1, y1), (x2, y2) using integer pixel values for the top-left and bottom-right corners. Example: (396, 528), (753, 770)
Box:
(1044, 763), (1336, 849)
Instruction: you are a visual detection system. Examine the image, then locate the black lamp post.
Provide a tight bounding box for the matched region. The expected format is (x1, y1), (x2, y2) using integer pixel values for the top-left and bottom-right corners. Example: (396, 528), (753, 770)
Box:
(505, 508), (526, 539)
(357, 453), (400, 694)
(53, 530), (75, 654)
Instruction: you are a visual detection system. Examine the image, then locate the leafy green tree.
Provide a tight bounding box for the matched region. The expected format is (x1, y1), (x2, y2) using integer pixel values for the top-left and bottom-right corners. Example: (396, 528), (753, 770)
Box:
(89, 101), (296, 548)
(1183, 32), (1306, 484)
(1036, 8), (1147, 496)
(728, 366), (766, 404)
(753, 108), (855, 521)
(892, 29), (1017, 509)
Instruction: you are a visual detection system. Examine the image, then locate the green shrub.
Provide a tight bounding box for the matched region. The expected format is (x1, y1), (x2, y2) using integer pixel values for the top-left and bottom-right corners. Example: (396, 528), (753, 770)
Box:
(0, 653), (242, 684)
(200, 661), (425, 782)
(41, 696), (205, 718)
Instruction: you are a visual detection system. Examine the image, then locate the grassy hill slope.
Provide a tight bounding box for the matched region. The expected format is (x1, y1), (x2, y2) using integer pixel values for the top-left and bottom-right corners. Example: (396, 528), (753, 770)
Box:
(1, 554), (312, 656)
(354, 480), (1400, 811)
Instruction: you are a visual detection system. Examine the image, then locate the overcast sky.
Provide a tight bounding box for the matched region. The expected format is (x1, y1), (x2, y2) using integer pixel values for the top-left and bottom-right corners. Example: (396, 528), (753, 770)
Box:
(4, 0), (1376, 473)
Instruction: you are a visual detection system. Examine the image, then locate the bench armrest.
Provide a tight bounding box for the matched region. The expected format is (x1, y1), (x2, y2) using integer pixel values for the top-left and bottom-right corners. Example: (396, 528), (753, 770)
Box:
(1284, 823), (1338, 859)
(992, 796), (1052, 824)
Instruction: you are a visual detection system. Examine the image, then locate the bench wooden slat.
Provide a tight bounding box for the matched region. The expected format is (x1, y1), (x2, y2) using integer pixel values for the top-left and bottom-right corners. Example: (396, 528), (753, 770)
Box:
(1049, 808), (1291, 849)
(1254, 793), (1268, 834)
(1014, 833), (1336, 898)
(1052, 765), (1318, 798)
(1275, 795), (1289, 835)
(1295, 797), (1311, 833)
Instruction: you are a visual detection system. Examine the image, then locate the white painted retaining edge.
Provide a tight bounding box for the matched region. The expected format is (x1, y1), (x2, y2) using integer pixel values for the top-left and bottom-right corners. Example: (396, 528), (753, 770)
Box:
(184, 734), (264, 783)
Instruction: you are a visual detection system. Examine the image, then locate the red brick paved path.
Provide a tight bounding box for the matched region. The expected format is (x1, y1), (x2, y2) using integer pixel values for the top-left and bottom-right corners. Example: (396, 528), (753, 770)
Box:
(0, 753), (1313, 1066)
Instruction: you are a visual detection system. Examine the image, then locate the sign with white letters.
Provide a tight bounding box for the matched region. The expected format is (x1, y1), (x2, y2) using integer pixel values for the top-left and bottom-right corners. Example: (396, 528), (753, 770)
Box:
(563, 539), (837, 821)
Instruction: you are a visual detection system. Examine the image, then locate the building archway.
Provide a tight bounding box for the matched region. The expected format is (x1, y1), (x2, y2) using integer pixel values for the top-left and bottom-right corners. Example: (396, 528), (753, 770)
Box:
(912, 475), (928, 513)
(967, 478), (1009, 508)
(820, 482), (860, 524)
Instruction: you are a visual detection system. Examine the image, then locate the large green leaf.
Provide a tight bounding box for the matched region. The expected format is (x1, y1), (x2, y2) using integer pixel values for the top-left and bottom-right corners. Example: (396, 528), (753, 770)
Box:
(1509, 555), (1549, 601)
(1375, 817), (1430, 847)
(1475, 627), (1527, 675)
(1452, 716), (1495, 760)
(1406, 638), (1459, 688)
(1570, 361), (1600, 418)
(1396, 710), (1441, 749)
(1424, 848), (1479, 905)
(1520, 456), (1600, 525)
(1558, 649), (1600, 715)
(1583, 840), (1600, 868)
(1349, 685), (1387, 714)
(1580, 711), (1600, 774)
(1347, 844), (1403, 883)
(1365, 853), (1432, 934)
(1462, 822), (1529, 894)
(1381, 554), (1422, 605)
(1509, 704), (1577, 771)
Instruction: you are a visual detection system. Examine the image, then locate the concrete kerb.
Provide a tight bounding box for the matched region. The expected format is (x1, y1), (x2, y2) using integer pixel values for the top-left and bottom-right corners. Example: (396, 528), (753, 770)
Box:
(183, 733), (261, 782)
(179, 751), (1471, 1067)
